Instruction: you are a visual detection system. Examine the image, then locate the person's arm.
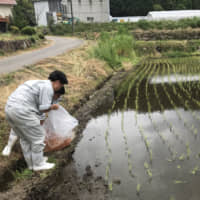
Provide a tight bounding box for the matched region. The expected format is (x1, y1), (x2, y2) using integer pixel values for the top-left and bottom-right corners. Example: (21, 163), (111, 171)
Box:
(42, 104), (59, 113)
(39, 86), (58, 113)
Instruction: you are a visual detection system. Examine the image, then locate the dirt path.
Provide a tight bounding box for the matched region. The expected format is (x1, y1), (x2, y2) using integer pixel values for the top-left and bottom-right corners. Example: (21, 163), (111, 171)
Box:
(0, 36), (83, 74)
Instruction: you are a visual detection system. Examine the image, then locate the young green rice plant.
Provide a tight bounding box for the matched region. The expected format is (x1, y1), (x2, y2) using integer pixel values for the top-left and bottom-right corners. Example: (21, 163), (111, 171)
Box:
(144, 161), (153, 180)
(121, 111), (135, 178)
(160, 64), (187, 143)
(190, 166), (199, 175)
(169, 62), (200, 136)
(171, 62), (200, 108)
(118, 62), (151, 178)
(136, 183), (141, 196)
(148, 63), (176, 158)
(152, 62), (181, 159)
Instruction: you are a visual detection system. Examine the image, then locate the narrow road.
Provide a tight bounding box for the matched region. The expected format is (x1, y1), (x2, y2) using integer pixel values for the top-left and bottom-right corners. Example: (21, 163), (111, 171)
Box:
(0, 36), (83, 74)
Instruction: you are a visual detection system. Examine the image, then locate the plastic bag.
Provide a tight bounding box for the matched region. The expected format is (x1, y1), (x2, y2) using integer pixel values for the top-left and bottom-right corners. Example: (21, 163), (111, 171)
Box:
(43, 105), (78, 152)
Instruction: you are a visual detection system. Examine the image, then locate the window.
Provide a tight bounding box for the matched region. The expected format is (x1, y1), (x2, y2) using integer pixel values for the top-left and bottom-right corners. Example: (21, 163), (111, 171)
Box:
(89, 0), (92, 5)
(87, 17), (94, 22)
(78, 0), (81, 4)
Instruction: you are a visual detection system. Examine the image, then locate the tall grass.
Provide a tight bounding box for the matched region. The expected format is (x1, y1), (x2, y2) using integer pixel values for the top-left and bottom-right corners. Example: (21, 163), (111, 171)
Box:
(92, 30), (136, 69)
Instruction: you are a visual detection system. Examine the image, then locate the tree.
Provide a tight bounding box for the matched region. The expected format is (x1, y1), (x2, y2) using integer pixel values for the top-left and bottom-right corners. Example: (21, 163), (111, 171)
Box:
(110, 0), (200, 16)
(11, 0), (36, 29)
(153, 4), (164, 11)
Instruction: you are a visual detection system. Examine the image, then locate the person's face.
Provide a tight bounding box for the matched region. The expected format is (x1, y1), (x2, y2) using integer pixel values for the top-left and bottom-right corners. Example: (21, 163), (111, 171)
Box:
(52, 80), (63, 92)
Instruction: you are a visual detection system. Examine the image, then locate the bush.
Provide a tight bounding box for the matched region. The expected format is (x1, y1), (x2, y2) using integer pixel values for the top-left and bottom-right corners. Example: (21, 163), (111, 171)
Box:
(38, 33), (45, 39)
(10, 25), (20, 34)
(21, 26), (36, 35)
(93, 32), (135, 69)
(30, 36), (36, 43)
(36, 26), (50, 35)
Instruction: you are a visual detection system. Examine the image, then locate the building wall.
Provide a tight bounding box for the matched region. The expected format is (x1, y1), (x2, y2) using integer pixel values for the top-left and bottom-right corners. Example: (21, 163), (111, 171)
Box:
(0, 5), (13, 18)
(34, 1), (49, 26)
(63, 0), (110, 23)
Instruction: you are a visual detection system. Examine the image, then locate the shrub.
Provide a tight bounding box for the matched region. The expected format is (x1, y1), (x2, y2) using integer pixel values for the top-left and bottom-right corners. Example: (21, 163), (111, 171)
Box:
(21, 26), (36, 35)
(38, 33), (45, 39)
(10, 25), (20, 34)
(93, 32), (135, 69)
(30, 36), (36, 43)
(37, 26), (50, 35)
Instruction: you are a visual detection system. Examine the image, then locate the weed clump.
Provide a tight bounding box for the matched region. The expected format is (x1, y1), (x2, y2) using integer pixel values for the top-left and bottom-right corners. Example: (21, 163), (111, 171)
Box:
(92, 29), (136, 69)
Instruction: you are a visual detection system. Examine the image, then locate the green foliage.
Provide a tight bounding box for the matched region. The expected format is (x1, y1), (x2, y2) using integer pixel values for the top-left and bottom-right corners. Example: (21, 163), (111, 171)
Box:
(9, 25), (20, 34)
(38, 33), (45, 39)
(163, 51), (190, 58)
(14, 169), (33, 181)
(37, 26), (50, 35)
(135, 40), (200, 57)
(11, 0), (36, 29)
(153, 4), (164, 11)
(21, 26), (36, 35)
(92, 32), (135, 69)
(110, 0), (200, 17)
(49, 18), (200, 37)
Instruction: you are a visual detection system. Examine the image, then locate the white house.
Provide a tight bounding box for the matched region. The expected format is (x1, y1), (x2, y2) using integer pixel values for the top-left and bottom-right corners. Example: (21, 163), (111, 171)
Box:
(147, 10), (200, 21)
(0, 0), (16, 31)
(34, 0), (110, 26)
(61, 0), (110, 23)
(34, 0), (67, 26)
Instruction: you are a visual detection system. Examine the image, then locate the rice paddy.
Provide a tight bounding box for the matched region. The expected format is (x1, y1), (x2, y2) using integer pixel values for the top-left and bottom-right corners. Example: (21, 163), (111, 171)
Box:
(73, 57), (200, 200)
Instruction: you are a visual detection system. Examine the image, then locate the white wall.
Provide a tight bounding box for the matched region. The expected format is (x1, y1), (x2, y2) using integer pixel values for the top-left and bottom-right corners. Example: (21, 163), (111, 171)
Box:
(147, 10), (200, 21)
(0, 5), (13, 18)
(34, 1), (49, 26)
(62, 0), (110, 23)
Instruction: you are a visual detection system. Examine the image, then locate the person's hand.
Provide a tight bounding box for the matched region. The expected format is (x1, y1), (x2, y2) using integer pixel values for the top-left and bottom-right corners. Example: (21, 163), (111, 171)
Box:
(51, 104), (59, 110)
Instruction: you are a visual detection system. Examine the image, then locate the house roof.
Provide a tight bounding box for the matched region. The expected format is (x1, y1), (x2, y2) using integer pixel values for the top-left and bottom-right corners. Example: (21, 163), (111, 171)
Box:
(0, 0), (17, 5)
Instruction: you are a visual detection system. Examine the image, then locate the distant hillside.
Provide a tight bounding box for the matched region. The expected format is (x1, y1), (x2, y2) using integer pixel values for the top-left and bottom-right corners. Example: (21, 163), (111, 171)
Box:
(110, 0), (200, 17)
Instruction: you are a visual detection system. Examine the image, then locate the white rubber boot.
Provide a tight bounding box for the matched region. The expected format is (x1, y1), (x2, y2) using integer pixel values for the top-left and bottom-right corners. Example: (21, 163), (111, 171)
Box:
(2, 131), (18, 156)
(32, 161), (55, 171)
(28, 157), (48, 170)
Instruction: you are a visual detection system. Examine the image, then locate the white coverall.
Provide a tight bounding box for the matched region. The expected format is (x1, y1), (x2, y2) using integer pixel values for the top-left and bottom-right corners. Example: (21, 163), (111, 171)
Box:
(5, 80), (54, 168)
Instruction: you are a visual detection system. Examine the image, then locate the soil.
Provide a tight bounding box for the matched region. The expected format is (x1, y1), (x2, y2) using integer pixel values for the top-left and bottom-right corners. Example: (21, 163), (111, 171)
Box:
(0, 68), (131, 200)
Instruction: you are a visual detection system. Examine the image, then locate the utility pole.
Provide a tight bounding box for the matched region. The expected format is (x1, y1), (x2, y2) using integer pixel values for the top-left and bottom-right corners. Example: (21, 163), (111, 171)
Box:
(70, 0), (74, 35)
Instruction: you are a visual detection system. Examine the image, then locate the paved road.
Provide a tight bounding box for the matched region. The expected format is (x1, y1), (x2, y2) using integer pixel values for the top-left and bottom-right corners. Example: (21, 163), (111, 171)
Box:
(0, 36), (83, 74)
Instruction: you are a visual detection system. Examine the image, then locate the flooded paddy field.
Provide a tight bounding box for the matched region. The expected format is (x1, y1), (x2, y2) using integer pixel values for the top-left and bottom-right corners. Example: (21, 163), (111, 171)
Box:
(74, 57), (200, 200)
(28, 57), (200, 200)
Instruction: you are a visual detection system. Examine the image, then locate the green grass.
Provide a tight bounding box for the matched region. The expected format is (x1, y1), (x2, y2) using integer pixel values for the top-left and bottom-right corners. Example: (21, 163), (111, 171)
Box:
(91, 31), (136, 69)
(14, 169), (33, 181)
(0, 33), (29, 41)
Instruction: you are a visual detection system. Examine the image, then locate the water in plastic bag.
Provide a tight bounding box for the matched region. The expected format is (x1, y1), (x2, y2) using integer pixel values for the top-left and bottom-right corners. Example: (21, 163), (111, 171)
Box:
(43, 105), (78, 152)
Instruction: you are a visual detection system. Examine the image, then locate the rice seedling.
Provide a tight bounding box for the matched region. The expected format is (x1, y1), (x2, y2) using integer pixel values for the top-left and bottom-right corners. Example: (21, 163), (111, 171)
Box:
(173, 180), (187, 184)
(136, 183), (141, 196)
(190, 166), (199, 175)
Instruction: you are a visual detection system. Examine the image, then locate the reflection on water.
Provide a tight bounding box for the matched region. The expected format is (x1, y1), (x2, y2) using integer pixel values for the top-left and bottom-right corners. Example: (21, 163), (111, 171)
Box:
(74, 109), (200, 200)
(73, 60), (200, 200)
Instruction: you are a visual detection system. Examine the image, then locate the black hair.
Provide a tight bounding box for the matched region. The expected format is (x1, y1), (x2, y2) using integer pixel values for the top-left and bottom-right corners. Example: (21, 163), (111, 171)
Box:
(48, 70), (68, 84)
(55, 87), (65, 95)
